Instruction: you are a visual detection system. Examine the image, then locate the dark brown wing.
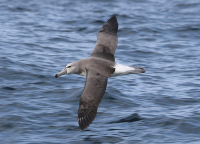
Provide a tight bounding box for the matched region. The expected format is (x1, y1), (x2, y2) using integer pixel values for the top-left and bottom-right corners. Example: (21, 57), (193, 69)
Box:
(90, 16), (118, 62)
(78, 69), (108, 130)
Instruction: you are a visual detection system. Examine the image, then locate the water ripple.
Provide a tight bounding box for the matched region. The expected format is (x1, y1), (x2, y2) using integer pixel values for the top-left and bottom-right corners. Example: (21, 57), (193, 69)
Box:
(1, 0), (200, 143)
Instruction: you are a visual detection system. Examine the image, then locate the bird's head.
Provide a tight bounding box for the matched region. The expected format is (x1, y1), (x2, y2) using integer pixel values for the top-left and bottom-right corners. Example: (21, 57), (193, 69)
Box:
(55, 62), (76, 78)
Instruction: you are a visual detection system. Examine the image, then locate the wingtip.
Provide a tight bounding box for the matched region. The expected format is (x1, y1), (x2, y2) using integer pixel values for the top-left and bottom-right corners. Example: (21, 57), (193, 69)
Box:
(110, 15), (117, 21)
(106, 16), (118, 33)
(78, 117), (92, 131)
(99, 16), (118, 34)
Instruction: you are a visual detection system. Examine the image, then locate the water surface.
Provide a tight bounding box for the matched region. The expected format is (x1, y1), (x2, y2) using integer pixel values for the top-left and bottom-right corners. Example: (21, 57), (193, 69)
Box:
(1, 0), (200, 143)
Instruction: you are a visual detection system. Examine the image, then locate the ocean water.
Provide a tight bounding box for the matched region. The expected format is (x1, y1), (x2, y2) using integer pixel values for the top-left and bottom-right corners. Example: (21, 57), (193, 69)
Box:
(1, 0), (200, 143)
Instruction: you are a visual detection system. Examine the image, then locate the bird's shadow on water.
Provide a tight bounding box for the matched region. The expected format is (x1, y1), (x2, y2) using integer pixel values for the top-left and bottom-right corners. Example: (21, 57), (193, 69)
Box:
(108, 113), (143, 124)
(79, 135), (124, 144)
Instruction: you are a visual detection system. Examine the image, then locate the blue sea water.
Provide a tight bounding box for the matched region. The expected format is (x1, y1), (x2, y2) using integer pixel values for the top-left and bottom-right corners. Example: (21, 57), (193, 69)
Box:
(1, 0), (200, 143)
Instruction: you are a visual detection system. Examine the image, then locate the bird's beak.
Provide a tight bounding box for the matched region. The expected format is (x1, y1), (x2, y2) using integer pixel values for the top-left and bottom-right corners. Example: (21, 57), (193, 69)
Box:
(55, 67), (67, 78)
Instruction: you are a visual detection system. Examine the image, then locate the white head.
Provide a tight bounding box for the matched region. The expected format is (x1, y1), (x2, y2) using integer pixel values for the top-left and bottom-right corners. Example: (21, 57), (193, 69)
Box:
(55, 62), (77, 78)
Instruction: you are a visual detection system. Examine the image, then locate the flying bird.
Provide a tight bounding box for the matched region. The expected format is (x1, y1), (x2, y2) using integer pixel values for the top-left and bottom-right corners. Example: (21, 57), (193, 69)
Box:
(55, 16), (145, 130)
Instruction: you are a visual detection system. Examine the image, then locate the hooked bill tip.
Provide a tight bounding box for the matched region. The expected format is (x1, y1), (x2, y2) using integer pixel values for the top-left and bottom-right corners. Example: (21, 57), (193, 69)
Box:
(55, 74), (58, 78)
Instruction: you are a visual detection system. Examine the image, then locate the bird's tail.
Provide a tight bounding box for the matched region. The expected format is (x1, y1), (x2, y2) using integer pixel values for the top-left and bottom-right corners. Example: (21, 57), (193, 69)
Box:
(130, 66), (145, 74)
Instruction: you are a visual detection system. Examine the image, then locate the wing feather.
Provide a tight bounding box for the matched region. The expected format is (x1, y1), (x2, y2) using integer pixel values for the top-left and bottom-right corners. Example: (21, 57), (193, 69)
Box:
(91, 16), (118, 62)
(78, 69), (108, 130)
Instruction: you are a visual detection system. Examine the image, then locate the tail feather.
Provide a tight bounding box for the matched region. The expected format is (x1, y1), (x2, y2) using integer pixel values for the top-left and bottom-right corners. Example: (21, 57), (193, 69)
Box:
(130, 66), (145, 74)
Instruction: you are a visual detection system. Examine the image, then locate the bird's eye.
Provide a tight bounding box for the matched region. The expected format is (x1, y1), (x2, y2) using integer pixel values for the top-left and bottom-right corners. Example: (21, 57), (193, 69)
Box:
(67, 66), (71, 68)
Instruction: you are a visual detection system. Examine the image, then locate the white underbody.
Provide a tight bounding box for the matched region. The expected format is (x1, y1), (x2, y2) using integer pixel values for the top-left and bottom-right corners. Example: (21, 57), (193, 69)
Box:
(79, 63), (135, 77)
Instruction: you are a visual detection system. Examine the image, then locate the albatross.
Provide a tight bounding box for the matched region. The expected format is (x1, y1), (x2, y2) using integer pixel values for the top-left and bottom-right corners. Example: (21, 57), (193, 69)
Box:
(55, 16), (145, 130)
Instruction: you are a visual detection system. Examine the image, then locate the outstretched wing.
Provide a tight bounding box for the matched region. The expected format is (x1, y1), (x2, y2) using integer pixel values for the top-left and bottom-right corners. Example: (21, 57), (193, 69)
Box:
(78, 69), (108, 130)
(90, 16), (118, 62)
